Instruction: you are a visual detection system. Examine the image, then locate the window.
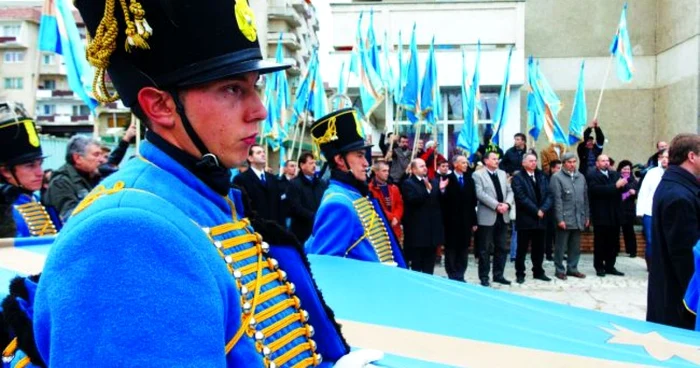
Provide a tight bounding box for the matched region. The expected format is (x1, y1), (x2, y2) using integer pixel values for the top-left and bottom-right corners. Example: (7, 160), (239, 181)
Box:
(39, 104), (55, 116)
(42, 54), (55, 65)
(3, 52), (24, 63)
(42, 79), (56, 90)
(4, 77), (23, 89)
(2, 25), (20, 37)
(72, 105), (90, 116)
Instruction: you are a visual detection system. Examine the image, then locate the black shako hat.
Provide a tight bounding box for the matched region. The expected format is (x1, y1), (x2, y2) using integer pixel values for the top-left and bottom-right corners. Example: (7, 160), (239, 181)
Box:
(0, 103), (44, 166)
(310, 108), (373, 160)
(75, 0), (289, 107)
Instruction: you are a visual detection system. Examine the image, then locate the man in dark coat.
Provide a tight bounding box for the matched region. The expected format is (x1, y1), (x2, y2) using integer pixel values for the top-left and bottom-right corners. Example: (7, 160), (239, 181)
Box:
(287, 152), (327, 243)
(499, 133), (527, 176)
(576, 120), (605, 176)
(511, 153), (553, 284)
(232, 144), (284, 226)
(647, 133), (700, 330)
(587, 154), (627, 277)
(440, 155), (478, 281)
(402, 158), (446, 274)
(277, 159), (298, 229)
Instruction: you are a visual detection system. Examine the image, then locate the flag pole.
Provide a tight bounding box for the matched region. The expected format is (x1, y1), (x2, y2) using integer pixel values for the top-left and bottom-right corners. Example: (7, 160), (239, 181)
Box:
(296, 113), (308, 162)
(410, 121), (423, 164)
(593, 53), (614, 121)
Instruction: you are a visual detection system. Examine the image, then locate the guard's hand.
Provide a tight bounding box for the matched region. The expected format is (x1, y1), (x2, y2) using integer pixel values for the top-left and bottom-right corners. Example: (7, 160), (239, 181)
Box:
(333, 349), (384, 368)
(439, 177), (449, 191)
(629, 189), (636, 196)
(472, 225), (478, 232)
(537, 210), (545, 219)
(391, 218), (399, 227)
(585, 219), (590, 228)
(558, 221), (566, 230)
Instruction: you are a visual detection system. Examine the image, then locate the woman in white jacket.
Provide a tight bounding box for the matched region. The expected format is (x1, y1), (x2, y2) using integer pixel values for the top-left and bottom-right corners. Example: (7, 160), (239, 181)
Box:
(636, 150), (669, 268)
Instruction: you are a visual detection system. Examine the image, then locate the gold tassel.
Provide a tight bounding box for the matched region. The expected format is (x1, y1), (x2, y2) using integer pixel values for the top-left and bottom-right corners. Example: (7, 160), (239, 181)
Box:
(85, 0), (120, 103)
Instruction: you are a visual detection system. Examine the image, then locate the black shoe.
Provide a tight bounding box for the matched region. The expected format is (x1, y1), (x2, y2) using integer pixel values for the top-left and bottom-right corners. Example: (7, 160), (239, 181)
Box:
(493, 277), (512, 285)
(629, 254), (637, 258)
(596, 270), (606, 277)
(534, 274), (552, 282)
(516, 276), (525, 284)
(480, 280), (490, 287)
(606, 268), (625, 276)
(546, 255), (554, 261)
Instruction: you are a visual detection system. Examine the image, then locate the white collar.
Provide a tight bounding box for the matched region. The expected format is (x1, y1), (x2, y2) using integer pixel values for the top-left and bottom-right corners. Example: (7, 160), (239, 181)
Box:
(250, 166), (265, 179)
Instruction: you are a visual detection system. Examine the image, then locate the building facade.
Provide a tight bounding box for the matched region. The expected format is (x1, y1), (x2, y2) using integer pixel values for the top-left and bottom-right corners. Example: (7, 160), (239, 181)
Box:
(326, 0), (699, 165)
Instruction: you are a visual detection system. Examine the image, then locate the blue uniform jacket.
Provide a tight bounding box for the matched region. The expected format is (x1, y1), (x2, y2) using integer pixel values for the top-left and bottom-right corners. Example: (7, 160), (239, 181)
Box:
(32, 141), (347, 367)
(12, 193), (61, 237)
(305, 180), (406, 268)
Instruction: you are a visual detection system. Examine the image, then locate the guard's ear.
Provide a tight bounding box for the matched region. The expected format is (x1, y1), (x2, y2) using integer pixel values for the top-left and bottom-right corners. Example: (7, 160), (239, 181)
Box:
(137, 87), (177, 130)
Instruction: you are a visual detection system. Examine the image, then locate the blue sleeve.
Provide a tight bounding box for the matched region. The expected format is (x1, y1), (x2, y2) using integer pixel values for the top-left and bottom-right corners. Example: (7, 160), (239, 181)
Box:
(305, 197), (361, 257)
(33, 207), (260, 367)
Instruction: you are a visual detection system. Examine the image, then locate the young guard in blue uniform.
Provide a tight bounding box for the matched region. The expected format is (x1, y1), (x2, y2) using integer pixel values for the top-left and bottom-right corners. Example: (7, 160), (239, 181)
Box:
(305, 108), (406, 267)
(0, 103), (61, 238)
(0, 1), (382, 367)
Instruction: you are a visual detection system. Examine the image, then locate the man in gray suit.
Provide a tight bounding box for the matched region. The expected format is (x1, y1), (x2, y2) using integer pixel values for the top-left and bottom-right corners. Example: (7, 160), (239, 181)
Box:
(473, 151), (515, 287)
(549, 152), (590, 280)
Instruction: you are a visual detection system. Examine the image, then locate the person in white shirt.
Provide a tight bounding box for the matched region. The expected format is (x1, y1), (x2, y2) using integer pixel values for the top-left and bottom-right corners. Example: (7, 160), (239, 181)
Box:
(636, 149), (669, 268)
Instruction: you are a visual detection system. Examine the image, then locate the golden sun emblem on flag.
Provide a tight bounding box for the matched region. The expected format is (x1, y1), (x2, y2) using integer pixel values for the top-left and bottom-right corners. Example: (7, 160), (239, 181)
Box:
(234, 0), (257, 42)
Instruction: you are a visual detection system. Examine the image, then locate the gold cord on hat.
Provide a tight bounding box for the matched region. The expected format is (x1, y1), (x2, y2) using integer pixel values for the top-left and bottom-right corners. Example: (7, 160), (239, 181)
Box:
(86, 0), (153, 104)
(311, 116), (338, 159)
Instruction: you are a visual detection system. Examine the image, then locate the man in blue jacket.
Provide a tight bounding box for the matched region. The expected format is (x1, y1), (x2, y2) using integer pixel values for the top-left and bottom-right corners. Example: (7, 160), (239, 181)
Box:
(23, 1), (383, 367)
(305, 108), (406, 268)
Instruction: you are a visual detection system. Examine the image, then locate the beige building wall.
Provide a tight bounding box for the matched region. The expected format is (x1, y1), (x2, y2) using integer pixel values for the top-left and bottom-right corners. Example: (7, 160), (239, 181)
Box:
(524, 0), (698, 166)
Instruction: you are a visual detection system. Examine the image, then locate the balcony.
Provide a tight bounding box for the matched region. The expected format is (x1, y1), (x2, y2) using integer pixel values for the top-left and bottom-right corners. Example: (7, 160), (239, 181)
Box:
(35, 114), (91, 124)
(268, 0), (302, 28)
(290, 0), (307, 12)
(40, 63), (67, 75)
(36, 89), (82, 101)
(268, 32), (301, 51)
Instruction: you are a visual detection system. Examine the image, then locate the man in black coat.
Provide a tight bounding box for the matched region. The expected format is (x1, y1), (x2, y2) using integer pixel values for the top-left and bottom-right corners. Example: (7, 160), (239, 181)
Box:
(401, 158), (446, 274)
(277, 159), (298, 229)
(587, 154), (627, 277)
(511, 153), (553, 284)
(499, 133), (527, 176)
(647, 133), (700, 330)
(232, 144), (284, 226)
(576, 120), (605, 176)
(440, 155), (478, 281)
(287, 152), (327, 243)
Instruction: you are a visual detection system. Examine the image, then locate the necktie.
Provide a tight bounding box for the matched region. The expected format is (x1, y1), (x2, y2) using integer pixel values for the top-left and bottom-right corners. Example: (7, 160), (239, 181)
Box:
(458, 176), (464, 187)
(260, 173), (266, 185)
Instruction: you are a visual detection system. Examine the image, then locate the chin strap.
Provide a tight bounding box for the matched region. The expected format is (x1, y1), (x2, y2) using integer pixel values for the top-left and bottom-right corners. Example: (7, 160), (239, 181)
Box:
(168, 89), (223, 170)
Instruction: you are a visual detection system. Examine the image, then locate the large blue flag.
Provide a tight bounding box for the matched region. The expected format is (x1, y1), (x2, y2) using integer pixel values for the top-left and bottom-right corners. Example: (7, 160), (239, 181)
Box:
(263, 75), (281, 152)
(351, 12), (385, 119)
(610, 3), (634, 82)
(382, 30), (395, 99)
(309, 51), (328, 120)
(333, 60), (349, 111)
(491, 47), (513, 147)
(393, 30), (405, 106)
(274, 33), (291, 112)
(457, 48), (474, 155)
(568, 61), (587, 145)
(292, 55), (313, 119)
(399, 23), (420, 124)
(38, 0), (97, 111)
(366, 9), (382, 80)
(420, 36), (439, 125)
(527, 58), (568, 145)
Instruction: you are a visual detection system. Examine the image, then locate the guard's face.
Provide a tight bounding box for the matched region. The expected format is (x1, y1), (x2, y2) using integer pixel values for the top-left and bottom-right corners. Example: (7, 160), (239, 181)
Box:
(345, 150), (369, 182)
(1, 159), (44, 191)
(182, 72), (266, 168)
